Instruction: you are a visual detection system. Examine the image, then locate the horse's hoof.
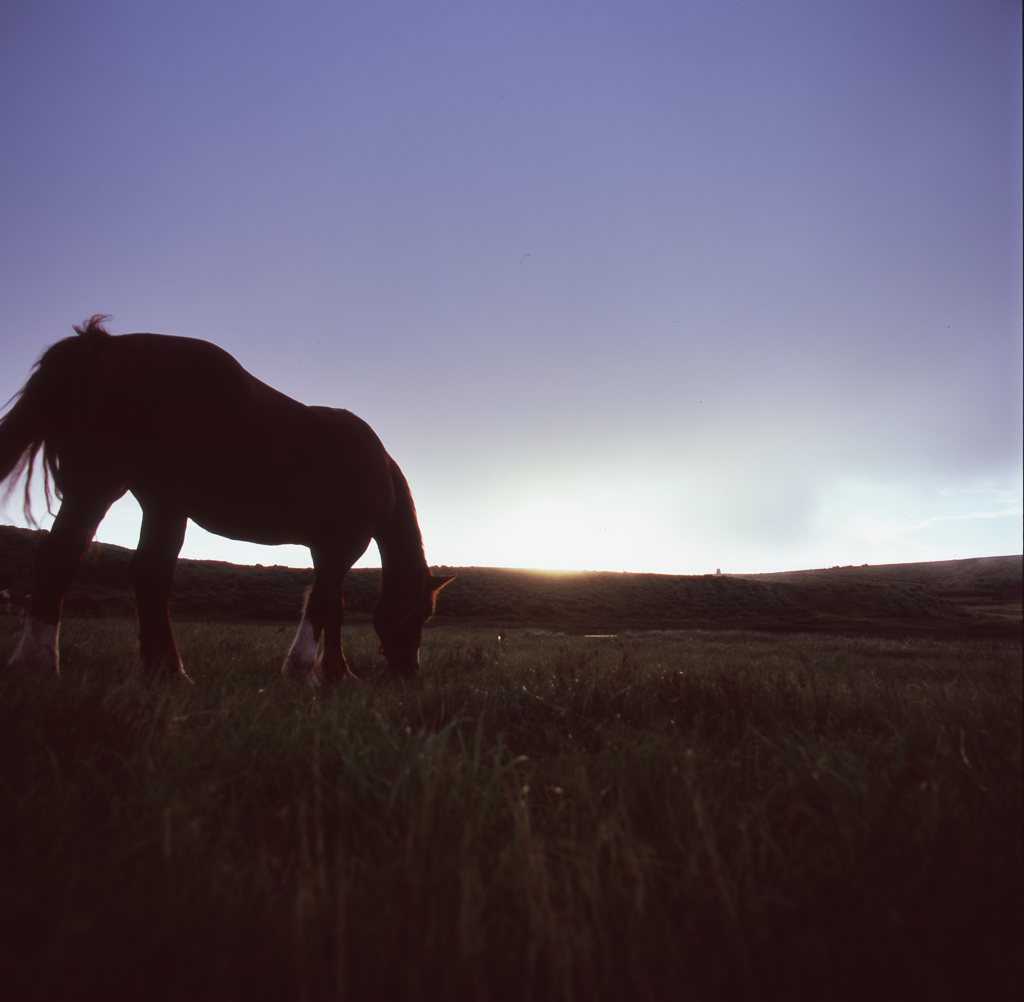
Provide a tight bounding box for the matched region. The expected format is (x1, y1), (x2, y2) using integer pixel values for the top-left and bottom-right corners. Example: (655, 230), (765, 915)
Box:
(141, 651), (192, 684)
(319, 659), (360, 685)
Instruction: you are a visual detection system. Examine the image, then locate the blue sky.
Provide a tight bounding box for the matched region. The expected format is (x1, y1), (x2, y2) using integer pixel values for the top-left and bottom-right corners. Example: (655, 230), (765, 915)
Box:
(1, 0), (1021, 573)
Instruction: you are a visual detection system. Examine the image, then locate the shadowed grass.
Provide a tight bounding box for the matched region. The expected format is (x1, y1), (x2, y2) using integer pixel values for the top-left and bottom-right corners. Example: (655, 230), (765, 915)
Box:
(0, 620), (1019, 1001)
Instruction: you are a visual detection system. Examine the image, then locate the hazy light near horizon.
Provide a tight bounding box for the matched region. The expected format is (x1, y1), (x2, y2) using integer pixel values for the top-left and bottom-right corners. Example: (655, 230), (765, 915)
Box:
(4, 465), (1020, 576)
(0, 1), (1020, 575)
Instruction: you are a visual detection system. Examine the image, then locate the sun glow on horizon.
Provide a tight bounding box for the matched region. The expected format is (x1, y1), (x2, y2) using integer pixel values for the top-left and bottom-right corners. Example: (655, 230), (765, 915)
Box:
(1, 467), (1021, 578)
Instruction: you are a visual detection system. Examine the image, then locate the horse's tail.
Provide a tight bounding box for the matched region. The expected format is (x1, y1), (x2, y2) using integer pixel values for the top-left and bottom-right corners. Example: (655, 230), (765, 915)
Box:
(0, 315), (112, 524)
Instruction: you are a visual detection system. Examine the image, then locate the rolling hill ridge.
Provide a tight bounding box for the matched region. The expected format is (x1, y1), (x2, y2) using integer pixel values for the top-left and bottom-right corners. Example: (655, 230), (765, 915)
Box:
(1, 525), (1019, 639)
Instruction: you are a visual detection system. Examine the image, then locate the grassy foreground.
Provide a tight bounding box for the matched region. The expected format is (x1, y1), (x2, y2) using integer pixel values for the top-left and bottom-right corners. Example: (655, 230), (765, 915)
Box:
(0, 618), (1020, 1001)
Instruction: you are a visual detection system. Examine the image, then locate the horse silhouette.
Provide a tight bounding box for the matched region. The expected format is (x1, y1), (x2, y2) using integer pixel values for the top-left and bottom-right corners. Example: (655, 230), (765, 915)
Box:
(0, 316), (452, 683)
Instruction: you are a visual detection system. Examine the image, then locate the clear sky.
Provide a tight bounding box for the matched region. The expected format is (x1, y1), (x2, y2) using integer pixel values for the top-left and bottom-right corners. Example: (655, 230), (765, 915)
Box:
(1, 0), (1021, 574)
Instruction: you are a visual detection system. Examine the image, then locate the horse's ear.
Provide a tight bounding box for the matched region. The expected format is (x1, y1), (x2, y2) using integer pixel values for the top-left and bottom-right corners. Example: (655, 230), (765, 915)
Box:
(429, 573), (455, 593)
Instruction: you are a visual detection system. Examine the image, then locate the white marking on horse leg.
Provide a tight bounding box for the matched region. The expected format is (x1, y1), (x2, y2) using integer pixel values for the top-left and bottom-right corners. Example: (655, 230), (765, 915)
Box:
(290, 620), (317, 664)
(8, 617), (60, 675)
(282, 619), (320, 687)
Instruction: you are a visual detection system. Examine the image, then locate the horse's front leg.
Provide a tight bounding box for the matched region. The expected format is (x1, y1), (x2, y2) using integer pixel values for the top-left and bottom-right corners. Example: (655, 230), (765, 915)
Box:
(8, 492), (115, 675)
(318, 592), (358, 684)
(283, 592), (321, 687)
(132, 505), (190, 681)
(282, 543), (362, 686)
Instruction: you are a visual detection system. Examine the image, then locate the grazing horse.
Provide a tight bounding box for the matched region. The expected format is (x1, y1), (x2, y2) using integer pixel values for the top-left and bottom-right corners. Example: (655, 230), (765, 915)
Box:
(0, 316), (452, 684)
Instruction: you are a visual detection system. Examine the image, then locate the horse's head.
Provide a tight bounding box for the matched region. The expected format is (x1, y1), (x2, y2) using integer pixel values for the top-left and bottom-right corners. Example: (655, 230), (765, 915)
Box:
(374, 572), (454, 675)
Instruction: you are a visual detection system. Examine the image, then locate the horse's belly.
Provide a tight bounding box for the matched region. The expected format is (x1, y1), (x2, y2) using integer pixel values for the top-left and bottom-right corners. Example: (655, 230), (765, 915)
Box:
(188, 510), (306, 547)
(184, 471), (380, 549)
(185, 482), (317, 546)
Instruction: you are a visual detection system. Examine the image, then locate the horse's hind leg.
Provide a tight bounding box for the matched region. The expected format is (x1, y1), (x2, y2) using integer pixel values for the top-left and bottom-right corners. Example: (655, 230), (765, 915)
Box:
(8, 490), (116, 675)
(132, 506), (189, 681)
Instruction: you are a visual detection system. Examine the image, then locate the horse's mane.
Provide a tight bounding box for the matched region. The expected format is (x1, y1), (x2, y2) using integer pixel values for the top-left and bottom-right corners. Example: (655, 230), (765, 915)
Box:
(73, 314), (112, 337)
(384, 457), (427, 569)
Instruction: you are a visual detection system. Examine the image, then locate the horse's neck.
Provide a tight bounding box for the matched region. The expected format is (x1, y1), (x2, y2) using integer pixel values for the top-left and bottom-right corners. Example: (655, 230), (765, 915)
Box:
(375, 460), (427, 599)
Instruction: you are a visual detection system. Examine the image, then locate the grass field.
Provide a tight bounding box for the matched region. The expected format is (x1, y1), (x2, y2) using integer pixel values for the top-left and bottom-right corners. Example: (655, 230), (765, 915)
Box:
(0, 616), (1020, 1001)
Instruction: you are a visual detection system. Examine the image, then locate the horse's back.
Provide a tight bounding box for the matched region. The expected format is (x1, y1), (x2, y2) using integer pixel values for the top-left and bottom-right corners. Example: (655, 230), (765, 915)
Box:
(71, 333), (394, 545)
(90, 333), (278, 419)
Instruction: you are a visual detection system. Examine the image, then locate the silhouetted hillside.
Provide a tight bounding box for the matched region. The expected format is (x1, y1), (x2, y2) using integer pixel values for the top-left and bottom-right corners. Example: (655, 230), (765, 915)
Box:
(0, 525), (1019, 638)
(430, 559), (1021, 637)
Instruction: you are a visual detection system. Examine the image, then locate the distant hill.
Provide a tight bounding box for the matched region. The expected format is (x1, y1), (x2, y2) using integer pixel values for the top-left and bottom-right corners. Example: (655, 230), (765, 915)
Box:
(1, 525), (1019, 639)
